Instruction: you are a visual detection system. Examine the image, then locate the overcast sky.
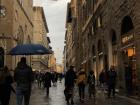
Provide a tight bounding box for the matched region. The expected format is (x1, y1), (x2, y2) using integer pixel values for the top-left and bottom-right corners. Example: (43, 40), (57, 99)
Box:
(34, 0), (70, 64)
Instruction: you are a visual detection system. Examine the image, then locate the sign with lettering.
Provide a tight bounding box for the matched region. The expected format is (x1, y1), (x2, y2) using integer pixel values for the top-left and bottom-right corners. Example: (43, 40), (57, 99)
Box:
(121, 34), (134, 44)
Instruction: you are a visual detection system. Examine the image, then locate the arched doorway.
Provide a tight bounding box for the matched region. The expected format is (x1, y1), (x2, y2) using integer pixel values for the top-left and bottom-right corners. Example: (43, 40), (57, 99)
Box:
(0, 47), (4, 69)
(98, 40), (103, 75)
(121, 16), (135, 94)
(121, 16), (134, 35)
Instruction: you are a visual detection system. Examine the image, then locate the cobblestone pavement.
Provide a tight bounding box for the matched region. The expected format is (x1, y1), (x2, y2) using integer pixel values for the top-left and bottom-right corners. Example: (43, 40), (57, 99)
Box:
(10, 80), (140, 105)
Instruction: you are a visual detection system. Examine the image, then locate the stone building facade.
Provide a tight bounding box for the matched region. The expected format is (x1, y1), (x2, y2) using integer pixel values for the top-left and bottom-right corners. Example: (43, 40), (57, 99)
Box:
(32, 6), (50, 71)
(65, 3), (73, 68)
(98, 0), (140, 96)
(0, 0), (33, 69)
(66, 0), (140, 96)
(48, 53), (56, 72)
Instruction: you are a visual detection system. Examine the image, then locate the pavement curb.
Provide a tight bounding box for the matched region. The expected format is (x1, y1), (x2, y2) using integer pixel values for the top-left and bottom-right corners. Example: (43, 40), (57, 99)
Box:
(117, 95), (140, 105)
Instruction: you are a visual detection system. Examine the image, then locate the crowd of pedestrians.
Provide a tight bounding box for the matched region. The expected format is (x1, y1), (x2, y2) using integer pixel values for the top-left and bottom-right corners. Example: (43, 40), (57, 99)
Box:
(0, 57), (63, 105)
(64, 65), (118, 105)
(35, 71), (60, 88)
(0, 57), (134, 105)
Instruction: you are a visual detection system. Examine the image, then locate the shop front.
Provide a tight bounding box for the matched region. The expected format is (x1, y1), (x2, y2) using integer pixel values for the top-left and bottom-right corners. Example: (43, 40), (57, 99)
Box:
(121, 32), (136, 94)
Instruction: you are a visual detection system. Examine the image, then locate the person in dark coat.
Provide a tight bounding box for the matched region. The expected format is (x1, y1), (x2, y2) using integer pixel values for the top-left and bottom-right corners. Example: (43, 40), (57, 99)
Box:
(107, 66), (117, 98)
(124, 62), (133, 95)
(3, 66), (15, 105)
(87, 70), (95, 99)
(99, 70), (105, 85)
(44, 71), (52, 97)
(65, 66), (76, 105)
(0, 66), (15, 105)
(14, 57), (33, 105)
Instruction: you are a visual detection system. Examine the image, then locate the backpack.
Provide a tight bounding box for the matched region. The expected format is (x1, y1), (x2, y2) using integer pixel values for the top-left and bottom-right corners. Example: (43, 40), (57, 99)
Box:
(77, 74), (86, 85)
(15, 66), (32, 90)
(88, 74), (95, 85)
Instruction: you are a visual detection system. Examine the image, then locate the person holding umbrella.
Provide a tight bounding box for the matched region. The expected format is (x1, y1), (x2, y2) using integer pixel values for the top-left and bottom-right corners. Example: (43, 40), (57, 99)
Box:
(14, 57), (33, 105)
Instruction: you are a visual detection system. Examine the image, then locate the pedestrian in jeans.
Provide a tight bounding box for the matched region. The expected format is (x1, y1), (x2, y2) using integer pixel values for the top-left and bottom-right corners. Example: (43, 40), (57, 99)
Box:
(77, 69), (86, 103)
(44, 71), (52, 97)
(65, 66), (76, 105)
(107, 66), (117, 98)
(87, 70), (95, 99)
(14, 57), (33, 105)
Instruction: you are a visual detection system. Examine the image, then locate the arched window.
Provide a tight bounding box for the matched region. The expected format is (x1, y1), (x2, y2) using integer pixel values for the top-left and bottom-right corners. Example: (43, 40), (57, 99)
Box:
(121, 16), (134, 35)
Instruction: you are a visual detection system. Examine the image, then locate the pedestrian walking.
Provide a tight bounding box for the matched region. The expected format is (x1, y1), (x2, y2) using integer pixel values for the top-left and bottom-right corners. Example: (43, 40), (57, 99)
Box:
(124, 62), (133, 96)
(14, 57), (33, 105)
(0, 66), (15, 105)
(64, 66), (76, 105)
(99, 69), (108, 92)
(87, 70), (95, 99)
(77, 68), (86, 103)
(0, 67), (5, 105)
(54, 72), (58, 86)
(107, 66), (117, 98)
(51, 72), (57, 86)
(59, 73), (63, 83)
(99, 70), (105, 87)
(3, 66), (15, 105)
(37, 72), (43, 88)
(44, 71), (52, 97)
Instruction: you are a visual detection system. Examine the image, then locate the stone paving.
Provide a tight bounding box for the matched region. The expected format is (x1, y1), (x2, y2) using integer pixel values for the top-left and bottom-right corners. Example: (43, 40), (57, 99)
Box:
(30, 80), (140, 105)
(10, 80), (140, 105)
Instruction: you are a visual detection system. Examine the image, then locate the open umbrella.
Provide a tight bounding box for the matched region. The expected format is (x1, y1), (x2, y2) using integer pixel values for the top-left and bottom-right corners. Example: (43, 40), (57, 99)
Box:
(8, 44), (52, 55)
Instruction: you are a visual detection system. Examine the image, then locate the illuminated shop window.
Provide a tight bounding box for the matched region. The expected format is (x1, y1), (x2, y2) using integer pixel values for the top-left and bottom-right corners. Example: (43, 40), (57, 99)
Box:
(127, 47), (135, 57)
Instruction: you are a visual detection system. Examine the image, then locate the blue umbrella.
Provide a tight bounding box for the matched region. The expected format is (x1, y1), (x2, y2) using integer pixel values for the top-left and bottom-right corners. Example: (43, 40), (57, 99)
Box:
(8, 44), (52, 55)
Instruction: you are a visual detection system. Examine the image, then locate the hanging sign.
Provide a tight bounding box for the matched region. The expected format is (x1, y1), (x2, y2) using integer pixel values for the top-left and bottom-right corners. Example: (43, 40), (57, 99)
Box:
(121, 34), (134, 44)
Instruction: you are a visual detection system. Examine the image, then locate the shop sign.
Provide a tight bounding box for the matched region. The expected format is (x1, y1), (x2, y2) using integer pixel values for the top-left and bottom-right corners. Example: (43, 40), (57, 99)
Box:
(122, 34), (134, 44)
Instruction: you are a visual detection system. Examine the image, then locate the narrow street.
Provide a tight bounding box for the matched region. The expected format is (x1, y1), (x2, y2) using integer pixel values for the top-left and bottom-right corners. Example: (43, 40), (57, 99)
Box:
(17, 80), (140, 105)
